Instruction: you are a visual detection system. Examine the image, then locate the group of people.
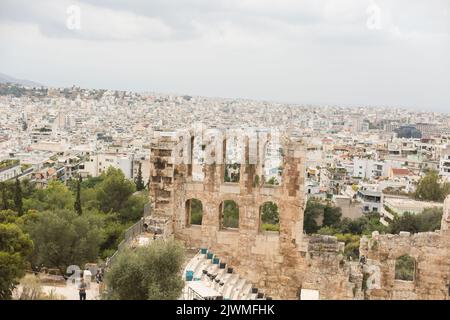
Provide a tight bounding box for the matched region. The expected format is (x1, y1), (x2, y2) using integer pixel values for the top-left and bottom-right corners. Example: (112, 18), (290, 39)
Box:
(143, 222), (158, 240)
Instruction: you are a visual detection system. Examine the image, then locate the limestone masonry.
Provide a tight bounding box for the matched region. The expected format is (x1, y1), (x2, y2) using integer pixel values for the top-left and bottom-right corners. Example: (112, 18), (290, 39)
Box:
(148, 129), (450, 300)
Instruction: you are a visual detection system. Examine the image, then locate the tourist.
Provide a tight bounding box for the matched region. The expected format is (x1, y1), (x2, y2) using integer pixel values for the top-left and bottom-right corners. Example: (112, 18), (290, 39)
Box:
(95, 270), (103, 284)
(78, 278), (87, 300)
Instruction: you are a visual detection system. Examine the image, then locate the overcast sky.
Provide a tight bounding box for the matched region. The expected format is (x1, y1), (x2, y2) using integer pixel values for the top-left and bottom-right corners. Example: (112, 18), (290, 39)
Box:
(0, 0), (449, 112)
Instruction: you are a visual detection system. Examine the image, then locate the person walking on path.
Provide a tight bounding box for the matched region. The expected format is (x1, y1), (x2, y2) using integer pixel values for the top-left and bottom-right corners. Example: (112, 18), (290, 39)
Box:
(78, 278), (87, 300)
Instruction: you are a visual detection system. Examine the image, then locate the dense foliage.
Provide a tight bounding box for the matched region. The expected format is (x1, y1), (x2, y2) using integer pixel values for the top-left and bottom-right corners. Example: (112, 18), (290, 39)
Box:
(260, 201), (280, 231)
(189, 199), (203, 225)
(303, 199), (443, 260)
(0, 211), (33, 299)
(389, 207), (442, 234)
(222, 200), (239, 228)
(395, 255), (415, 281)
(104, 240), (185, 300)
(415, 170), (450, 202)
(23, 209), (104, 275)
(0, 167), (149, 298)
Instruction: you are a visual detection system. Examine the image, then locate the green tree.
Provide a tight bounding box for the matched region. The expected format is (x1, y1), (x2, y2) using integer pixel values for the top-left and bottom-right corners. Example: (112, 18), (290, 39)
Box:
(96, 167), (135, 213)
(0, 221), (34, 299)
(80, 187), (100, 211)
(24, 181), (74, 212)
(99, 220), (128, 259)
(80, 175), (104, 189)
(322, 205), (342, 227)
(303, 199), (324, 234)
(335, 233), (361, 260)
(415, 170), (443, 201)
(395, 255), (415, 281)
(304, 199), (388, 237)
(20, 179), (35, 200)
(118, 194), (148, 222)
(389, 207), (443, 234)
(260, 202), (279, 231)
(0, 210), (19, 224)
(24, 209), (104, 275)
(14, 178), (23, 216)
(134, 163), (145, 191)
(222, 200), (239, 228)
(266, 177), (279, 185)
(317, 225), (339, 235)
(0, 182), (9, 210)
(104, 240), (185, 300)
(188, 199), (203, 225)
(74, 176), (82, 216)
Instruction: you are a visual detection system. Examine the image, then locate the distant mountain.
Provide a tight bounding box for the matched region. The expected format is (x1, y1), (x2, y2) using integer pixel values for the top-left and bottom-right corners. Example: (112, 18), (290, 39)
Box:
(0, 72), (44, 87)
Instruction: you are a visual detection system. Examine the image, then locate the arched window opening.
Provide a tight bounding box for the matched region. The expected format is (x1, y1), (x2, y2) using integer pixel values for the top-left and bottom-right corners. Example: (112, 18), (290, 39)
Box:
(224, 135), (241, 183)
(260, 201), (280, 232)
(220, 200), (239, 229)
(263, 142), (283, 186)
(395, 255), (415, 281)
(224, 163), (240, 183)
(186, 199), (203, 226)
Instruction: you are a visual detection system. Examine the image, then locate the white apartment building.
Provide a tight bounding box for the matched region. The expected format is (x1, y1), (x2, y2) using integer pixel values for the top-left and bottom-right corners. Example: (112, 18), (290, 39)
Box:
(80, 153), (134, 179)
(353, 158), (384, 180)
(0, 160), (21, 181)
(30, 125), (53, 143)
(440, 145), (450, 179)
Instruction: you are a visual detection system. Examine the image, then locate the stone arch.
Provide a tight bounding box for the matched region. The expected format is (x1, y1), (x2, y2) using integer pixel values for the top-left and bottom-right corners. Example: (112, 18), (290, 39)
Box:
(219, 200), (239, 229)
(224, 132), (244, 183)
(262, 139), (283, 186)
(185, 198), (203, 226)
(259, 201), (280, 232)
(394, 254), (416, 281)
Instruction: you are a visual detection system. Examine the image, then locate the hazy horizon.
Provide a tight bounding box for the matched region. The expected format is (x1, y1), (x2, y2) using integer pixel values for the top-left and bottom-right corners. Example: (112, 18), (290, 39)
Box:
(1, 0), (449, 112)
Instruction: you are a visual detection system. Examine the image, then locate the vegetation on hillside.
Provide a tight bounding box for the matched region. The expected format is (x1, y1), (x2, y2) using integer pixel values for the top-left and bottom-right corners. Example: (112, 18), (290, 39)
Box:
(0, 167), (148, 299)
(415, 170), (450, 202)
(303, 198), (443, 260)
(104, 240), (184, 300)
(0, 211), (33, 299)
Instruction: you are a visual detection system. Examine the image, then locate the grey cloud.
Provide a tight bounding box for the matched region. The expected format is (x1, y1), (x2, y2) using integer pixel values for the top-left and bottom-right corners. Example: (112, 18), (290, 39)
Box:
(0, 0), (449, 111)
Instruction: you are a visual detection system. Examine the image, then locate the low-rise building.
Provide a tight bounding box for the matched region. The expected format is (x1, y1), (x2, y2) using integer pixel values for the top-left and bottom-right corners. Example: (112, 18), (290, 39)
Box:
(439, 145), (450, 179)
(356, 189), (383, 214)
(0, 159), (21, 181)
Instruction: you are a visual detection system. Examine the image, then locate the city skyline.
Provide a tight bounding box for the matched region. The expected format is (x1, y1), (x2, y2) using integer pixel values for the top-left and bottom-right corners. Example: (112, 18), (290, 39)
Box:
(1, 0), (449, 112)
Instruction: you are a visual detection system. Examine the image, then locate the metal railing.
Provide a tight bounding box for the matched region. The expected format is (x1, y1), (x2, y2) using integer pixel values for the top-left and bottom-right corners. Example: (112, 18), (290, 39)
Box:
(143, 202), (152, 218)
(106, 202), (152, 268)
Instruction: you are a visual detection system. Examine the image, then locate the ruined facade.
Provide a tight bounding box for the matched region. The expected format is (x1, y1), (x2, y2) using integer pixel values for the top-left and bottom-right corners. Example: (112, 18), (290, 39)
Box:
(359, 196), (450, 300)
(149, 129), (450, 300)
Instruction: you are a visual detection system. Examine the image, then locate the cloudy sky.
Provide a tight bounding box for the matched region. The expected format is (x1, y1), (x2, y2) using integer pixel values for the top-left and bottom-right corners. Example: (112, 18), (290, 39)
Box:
(0, 0), (449, 111)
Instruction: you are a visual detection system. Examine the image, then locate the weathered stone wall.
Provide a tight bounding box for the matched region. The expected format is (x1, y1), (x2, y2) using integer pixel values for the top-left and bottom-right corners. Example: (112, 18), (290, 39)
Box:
(359, 196), (450, 300)
(149, 130), (360, 299)
(149, 130), (450, 300)
(359, 230), (450, 299)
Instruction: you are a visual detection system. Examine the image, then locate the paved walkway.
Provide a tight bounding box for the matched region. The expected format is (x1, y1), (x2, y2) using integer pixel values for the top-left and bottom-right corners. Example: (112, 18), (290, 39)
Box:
(16, 282), (101, 300)
(42, 282), (101, 300)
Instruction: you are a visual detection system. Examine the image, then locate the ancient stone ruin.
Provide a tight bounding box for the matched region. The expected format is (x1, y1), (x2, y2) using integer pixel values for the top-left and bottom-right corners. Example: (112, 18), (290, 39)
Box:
(148, 128), (450, 300)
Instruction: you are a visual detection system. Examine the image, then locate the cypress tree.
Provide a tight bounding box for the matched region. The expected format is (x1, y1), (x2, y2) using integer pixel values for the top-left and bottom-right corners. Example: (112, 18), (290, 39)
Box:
(1, 182), (8, 210)
(135, 162), (145, 191)
(74, 175), (82, 215)
(14, 178), (23, 216)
